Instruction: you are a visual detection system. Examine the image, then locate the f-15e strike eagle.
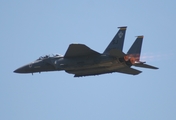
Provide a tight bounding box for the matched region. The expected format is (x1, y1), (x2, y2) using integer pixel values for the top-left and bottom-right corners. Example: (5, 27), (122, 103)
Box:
(14, 27), (158, 77)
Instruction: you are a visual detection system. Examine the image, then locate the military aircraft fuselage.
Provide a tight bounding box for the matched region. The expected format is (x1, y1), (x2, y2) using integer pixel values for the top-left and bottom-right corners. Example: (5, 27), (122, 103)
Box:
(14, 54), (131, 76)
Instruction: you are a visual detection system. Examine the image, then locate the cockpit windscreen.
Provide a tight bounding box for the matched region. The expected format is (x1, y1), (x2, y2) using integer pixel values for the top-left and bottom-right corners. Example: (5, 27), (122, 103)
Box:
(37, 54), (63, 60)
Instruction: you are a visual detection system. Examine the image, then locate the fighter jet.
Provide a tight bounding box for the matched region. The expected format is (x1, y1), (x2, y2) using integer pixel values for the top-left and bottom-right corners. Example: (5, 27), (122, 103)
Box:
(14, 27), (158, 77)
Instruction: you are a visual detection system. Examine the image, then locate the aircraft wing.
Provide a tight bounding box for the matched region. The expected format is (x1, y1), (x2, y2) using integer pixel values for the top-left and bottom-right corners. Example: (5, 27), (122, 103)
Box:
(66, 68), (113, 77)
(115, 67), (142, 75)
(66, 67), (141, 77)
(64, 44), (101, 58)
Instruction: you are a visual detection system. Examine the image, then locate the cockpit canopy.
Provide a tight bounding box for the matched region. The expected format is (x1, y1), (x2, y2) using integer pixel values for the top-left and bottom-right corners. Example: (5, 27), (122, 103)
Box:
(37, 54), (63, 60)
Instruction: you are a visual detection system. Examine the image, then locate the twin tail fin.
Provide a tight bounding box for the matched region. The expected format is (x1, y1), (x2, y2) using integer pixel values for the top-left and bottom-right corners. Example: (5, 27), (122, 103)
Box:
(103, 27), (127, 54)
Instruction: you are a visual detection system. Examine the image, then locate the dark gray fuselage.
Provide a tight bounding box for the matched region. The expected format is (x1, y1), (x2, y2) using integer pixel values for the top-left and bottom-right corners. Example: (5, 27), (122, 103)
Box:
(14, 54), (130, 76)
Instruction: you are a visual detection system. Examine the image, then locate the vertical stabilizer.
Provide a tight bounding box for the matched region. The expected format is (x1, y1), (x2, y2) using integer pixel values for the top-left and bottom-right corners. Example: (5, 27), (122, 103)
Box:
(103, 27), (127, 54)
(127, 36), (143, 61)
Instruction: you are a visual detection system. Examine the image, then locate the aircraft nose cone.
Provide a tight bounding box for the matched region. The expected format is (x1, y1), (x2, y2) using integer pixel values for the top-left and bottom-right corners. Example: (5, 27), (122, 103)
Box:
(14, 69), (18, 73)
(14, 67), (25, 73)
(14, 65), (30, 73)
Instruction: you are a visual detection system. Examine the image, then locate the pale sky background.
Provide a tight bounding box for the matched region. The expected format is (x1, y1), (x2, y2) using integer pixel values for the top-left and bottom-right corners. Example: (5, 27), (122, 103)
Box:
(1, 0), (176, 120)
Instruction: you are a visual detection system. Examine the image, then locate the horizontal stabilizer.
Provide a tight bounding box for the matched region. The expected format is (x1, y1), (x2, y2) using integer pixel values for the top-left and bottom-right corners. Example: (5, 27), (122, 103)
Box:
(116, 67), (142, 75)
(108, 49), (126, 58)
(64, 44), (100, 58)
(134, 63), (159, 69)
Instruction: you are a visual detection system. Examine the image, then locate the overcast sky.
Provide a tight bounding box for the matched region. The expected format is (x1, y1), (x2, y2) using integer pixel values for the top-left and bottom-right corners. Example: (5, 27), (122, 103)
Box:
(1, 0), (176, 120)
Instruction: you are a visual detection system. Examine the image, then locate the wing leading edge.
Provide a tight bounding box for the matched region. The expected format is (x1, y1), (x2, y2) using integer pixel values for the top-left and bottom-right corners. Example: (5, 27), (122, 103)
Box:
(64, 44), (101, 58)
